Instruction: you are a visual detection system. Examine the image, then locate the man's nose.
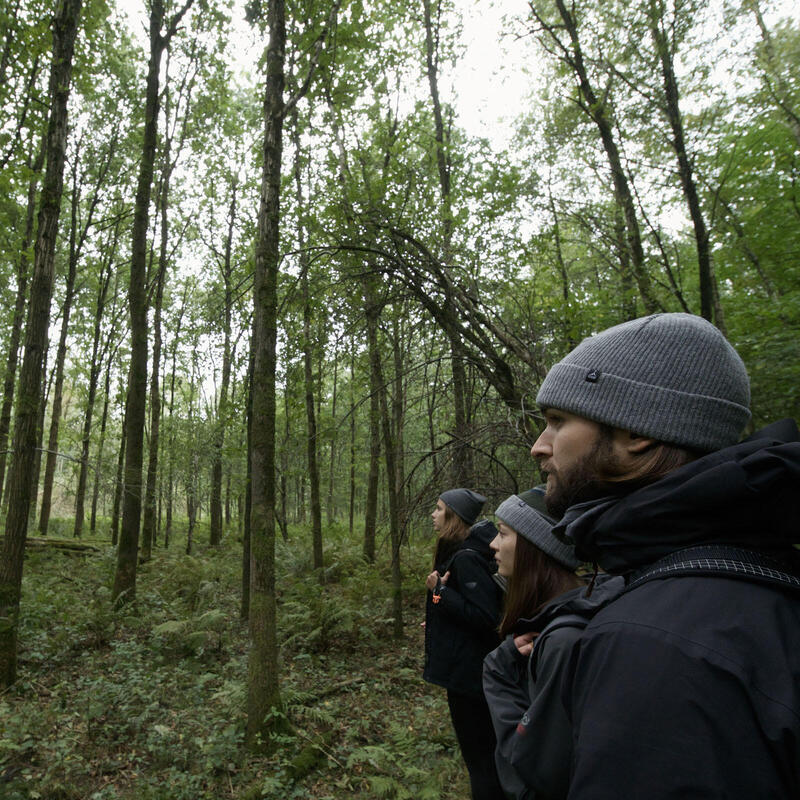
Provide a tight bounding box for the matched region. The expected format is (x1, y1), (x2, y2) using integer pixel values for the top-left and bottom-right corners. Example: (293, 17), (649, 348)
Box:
(531, 431), (550, 459)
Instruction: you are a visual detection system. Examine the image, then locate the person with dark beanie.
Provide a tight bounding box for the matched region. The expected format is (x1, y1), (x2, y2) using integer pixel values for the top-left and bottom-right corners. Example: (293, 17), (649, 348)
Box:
(423, 488), (505, 799)
(530, 312), (800, 799)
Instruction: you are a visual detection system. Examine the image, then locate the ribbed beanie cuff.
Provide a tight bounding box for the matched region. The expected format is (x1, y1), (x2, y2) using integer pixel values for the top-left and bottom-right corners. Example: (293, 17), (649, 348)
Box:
(536, 313), (751, 452)
(495, 495), (580, 570)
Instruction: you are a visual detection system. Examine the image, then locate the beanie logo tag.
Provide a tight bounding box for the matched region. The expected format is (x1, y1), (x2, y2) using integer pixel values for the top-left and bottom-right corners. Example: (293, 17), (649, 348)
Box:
(585, 370), (600, 383)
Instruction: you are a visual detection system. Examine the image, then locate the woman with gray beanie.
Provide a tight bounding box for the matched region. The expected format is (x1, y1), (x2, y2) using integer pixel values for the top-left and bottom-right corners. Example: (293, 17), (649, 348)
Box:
(423, 488), (505, 799)
(482, 488), (623, 800)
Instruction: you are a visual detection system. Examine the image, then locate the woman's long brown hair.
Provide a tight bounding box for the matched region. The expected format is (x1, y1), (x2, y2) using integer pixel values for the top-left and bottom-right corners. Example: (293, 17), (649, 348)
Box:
(433, 503), (471, 569)
(499, 536), (582, 637)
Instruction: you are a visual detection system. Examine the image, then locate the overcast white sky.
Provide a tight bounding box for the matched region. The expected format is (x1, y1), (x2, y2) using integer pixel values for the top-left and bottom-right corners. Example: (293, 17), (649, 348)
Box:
(115, 0), (530, 148)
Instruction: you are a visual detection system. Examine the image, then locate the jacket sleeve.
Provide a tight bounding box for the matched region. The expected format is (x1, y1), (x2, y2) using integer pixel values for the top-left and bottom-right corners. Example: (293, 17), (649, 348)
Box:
(435, 550), (500, 633)
(484, 628), (580, 800)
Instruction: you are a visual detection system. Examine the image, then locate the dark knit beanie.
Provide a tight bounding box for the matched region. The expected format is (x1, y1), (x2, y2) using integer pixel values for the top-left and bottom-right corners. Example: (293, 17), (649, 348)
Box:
(495, 488), (580, 570)
(439, 488), (486, 526)
(536, 313), (751, 452)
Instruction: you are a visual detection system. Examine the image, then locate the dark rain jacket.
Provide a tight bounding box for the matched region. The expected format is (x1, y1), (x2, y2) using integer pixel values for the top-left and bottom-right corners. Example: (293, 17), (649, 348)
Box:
(423, 519), (503, 698)
(482, 574), (624, 800)
(554, 419), (800, 800)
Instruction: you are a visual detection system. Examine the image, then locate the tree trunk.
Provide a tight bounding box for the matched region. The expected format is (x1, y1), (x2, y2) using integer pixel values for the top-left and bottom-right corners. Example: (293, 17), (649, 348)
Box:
(241, 340), (255, 621)
(210, 183), (236, 546)
(74, 228), (117, 538)
(164, 287), (187, 550)
(546, 0), (660, 315)
(363, 313), (380, 564)
(348, 339), (356, 536)
(326, 343), (338, 527)
(422, 0), (472, 486)
(0, 0), (82, 688)
(110, 393), (126, 546)
(141, 127), (174, 561)
(113, 0), (193, 604)
(649, 2), (724, 332)
(38, 157), (82, 536)
(291, 114), (322, 570)
(247, 0), (287, 749)
(89, 354), (114, 535)
(365, 286), (404, 638)
(0, 141), (44, 509)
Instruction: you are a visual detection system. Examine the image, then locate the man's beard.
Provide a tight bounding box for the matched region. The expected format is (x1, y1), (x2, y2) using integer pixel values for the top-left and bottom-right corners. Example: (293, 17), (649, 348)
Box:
(542, 431), (621, 519)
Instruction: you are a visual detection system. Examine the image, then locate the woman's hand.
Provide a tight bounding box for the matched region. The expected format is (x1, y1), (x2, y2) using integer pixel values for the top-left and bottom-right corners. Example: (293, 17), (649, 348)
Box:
(425, 570), (450, 591)
(513, 631), (538, 657)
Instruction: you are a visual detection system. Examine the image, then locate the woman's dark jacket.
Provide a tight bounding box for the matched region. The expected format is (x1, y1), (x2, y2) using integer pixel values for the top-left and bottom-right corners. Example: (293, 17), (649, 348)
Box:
(482, 574), (624, 800)
(424, 519), (503, 698)
(554, 419), (800, 799)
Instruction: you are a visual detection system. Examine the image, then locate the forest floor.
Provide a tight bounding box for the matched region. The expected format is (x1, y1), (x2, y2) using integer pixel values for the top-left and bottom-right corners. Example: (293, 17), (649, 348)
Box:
(0, 521), (471, 799)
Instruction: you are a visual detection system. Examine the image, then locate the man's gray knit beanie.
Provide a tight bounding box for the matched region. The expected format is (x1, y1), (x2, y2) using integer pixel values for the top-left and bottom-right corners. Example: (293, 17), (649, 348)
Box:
(536, 313), (751, 452)
(495, 488), (580, 570)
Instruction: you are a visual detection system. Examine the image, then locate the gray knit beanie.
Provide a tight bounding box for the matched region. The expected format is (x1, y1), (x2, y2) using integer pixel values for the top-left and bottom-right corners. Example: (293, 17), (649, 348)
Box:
(495, 488), (580, 570)
(439, 488), (486, 525)
(536, 313), (751, 452)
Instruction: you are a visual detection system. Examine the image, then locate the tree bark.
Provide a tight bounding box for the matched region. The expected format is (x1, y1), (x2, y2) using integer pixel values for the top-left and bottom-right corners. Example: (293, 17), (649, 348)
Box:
(38, 152), (83, 536)
(0, 141), (44, 509)
(247, 0), (288, 749)
(0, 0), (82, 688)
(73, 233), (116, 538)
(210, 184), (236, 547)
(113, 0), (193, 604)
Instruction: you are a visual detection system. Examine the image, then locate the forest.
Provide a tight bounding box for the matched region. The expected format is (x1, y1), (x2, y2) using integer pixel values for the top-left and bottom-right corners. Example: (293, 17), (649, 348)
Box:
(0, 0), (798, 796)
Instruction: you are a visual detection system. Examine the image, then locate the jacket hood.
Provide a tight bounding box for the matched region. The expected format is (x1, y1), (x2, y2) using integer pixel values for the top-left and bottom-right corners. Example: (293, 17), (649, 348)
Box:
(462, 519), (498, 559)
(554, 419), (800, 573)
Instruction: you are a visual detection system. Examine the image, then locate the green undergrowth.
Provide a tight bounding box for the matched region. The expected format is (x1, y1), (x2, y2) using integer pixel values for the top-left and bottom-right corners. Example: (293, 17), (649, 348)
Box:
(0, 522), (469, 799)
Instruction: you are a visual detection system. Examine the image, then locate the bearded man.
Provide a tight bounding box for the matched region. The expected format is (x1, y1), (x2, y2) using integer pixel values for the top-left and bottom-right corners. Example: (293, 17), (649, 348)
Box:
(531, 312), (800, 799)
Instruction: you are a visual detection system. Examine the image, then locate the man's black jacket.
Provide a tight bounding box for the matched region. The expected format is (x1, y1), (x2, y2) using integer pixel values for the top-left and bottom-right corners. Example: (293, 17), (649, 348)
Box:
(555, 419), (800, 799)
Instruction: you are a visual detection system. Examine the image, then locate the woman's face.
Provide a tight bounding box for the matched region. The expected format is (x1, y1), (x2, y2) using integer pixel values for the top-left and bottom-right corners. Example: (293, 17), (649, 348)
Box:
(490, 521), (518, 578)
(432, 499), (447, 532)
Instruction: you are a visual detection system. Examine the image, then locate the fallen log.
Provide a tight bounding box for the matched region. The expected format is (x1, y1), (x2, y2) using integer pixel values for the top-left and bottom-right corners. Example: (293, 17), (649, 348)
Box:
(25, 537), (101, 553)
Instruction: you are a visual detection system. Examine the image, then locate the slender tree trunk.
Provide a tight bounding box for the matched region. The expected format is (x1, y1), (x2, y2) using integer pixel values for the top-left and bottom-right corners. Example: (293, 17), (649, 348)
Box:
(113, 0), (193, 604)
(363, 306), (380, 564)
(302, 265), (323, 571)
(546, 0), (660, 315)
(90, 355), (113, 535)
(110, 392), (126, 547)
(210, 183), (236, 546)
(0, 142), (44, 508)
(0, 0), (82, 688)
(326, 344), (338, 527)
(245, 0), (337, 743)
(422, 0), (472, 485)
(649, 3), (724, 332)
(747, 0), (800, 148)
(74, 235), (116, 538)
(247, 0), (287, 748)
(39, 163), (82, 536)
(164, 287), (187, 550)
(241, 340), (254, 621)
(348, 339), (356, 536)
(365, 287), (403, 638)
(290, 106), (323, 568)
(141, 133), (173, 561)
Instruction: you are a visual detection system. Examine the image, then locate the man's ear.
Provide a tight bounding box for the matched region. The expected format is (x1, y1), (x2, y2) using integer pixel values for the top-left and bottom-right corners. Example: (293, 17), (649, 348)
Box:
(624, 431), (658, 454)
